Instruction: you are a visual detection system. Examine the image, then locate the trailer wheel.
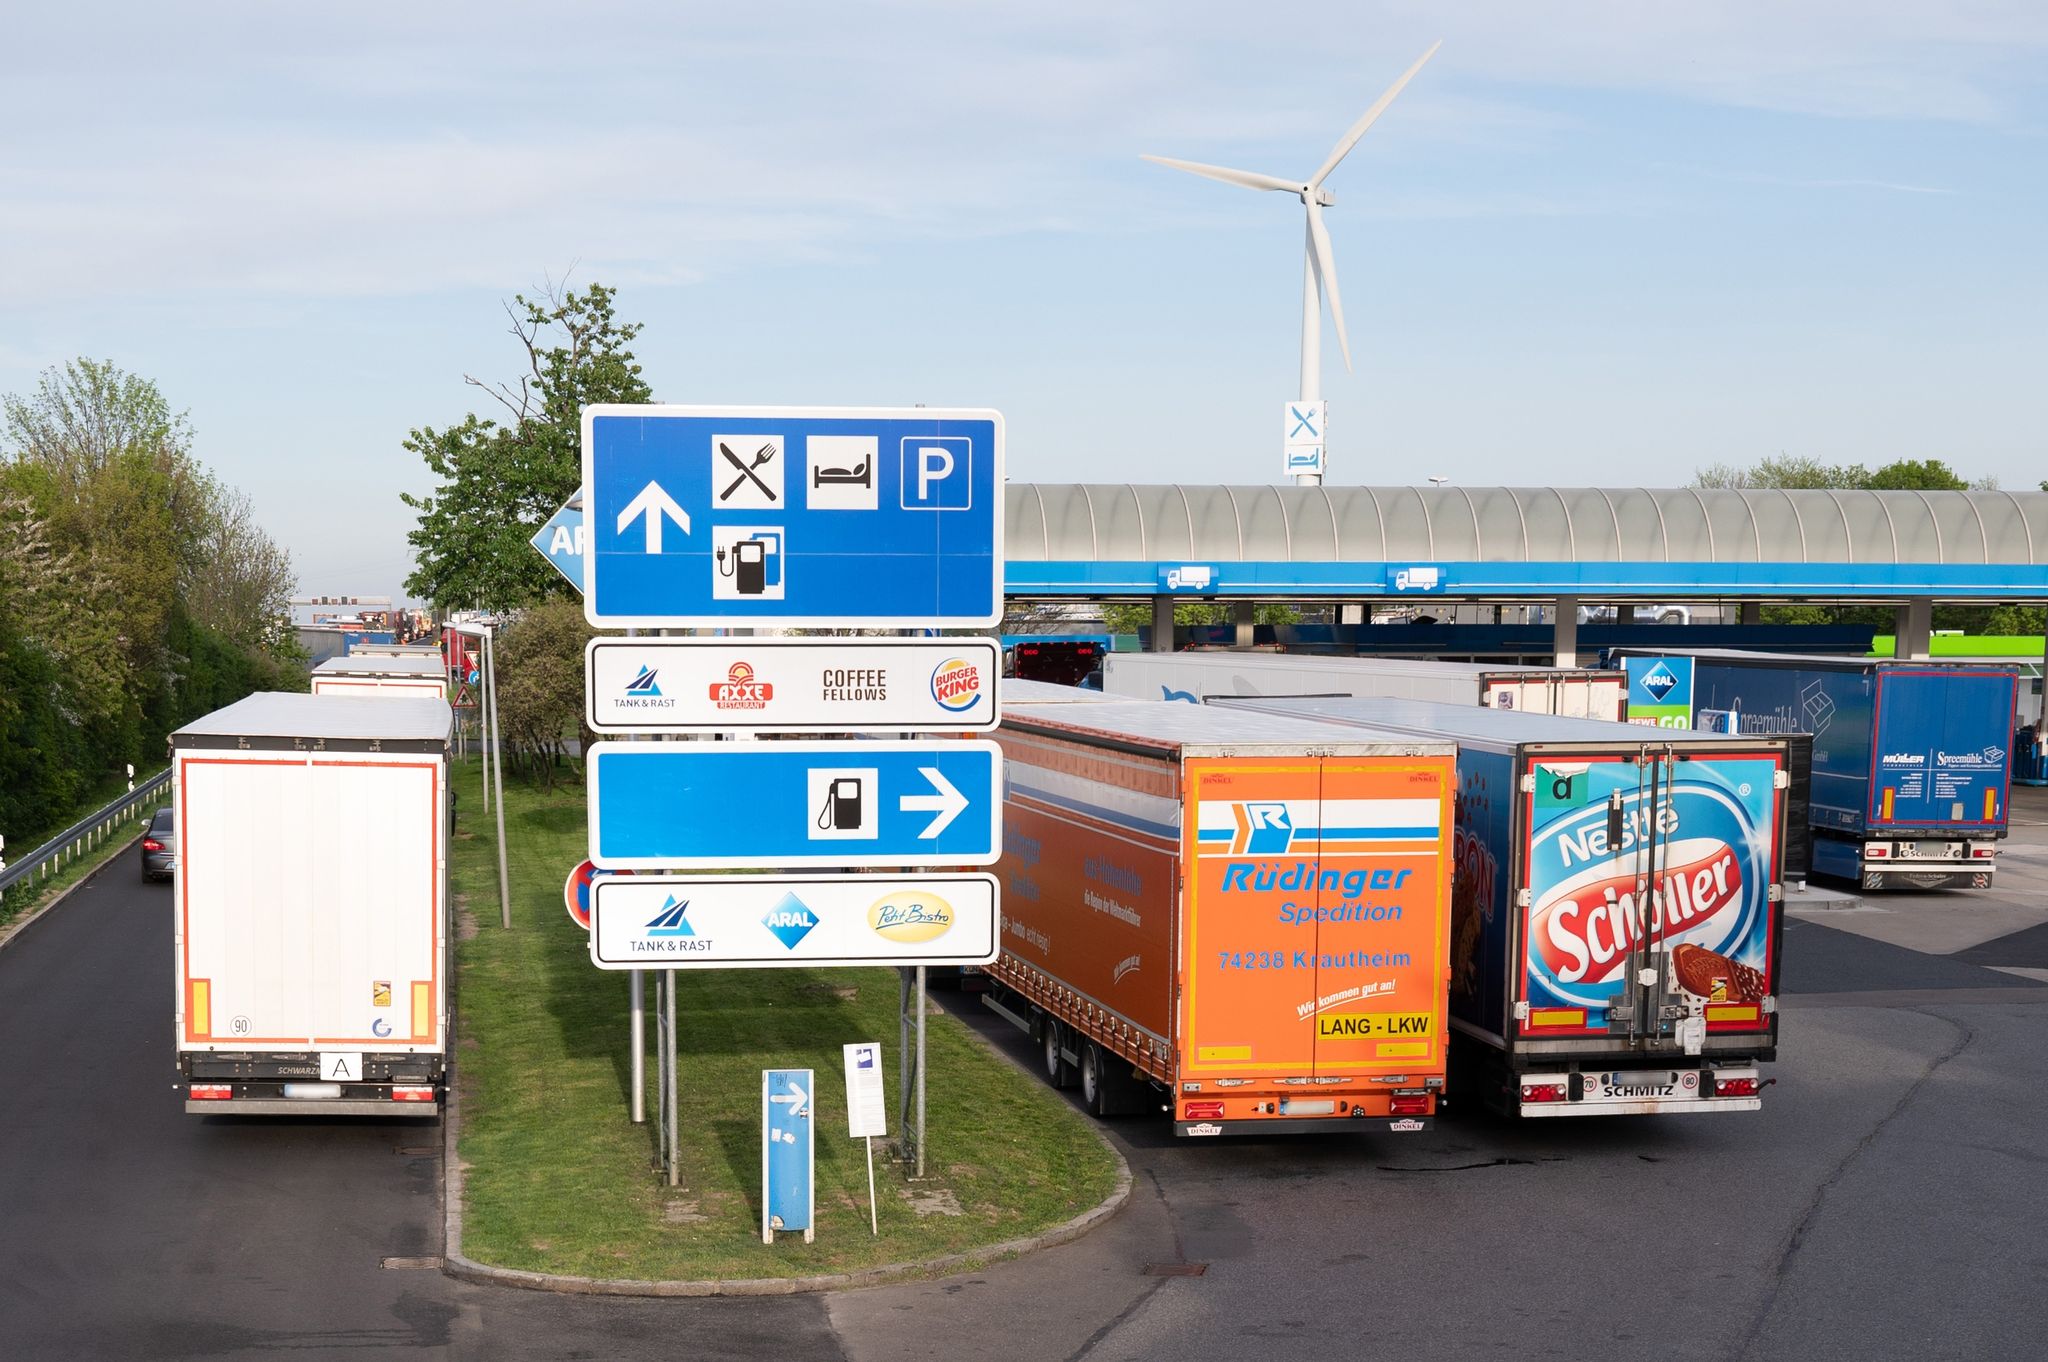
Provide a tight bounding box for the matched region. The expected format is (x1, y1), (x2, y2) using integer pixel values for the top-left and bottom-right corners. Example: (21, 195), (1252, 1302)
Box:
(1082, 1043), (1144, 1118)
(1042, 1018), (1077, 1089)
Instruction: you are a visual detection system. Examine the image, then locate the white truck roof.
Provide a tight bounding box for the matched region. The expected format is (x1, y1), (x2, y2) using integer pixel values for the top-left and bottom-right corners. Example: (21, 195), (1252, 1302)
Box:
(1005, 698), (1452, 758)
(312, 655), (446, 677)
(1000, 679), (1116, 704)
(172, 693), (453, 748)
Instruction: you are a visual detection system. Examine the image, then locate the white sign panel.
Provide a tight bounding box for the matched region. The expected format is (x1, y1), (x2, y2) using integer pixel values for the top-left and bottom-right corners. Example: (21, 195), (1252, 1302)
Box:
(1283, 400), (1326, 478)
(586, 637), (1001, 734)
(589, 874), (1000, 970)
(842, 1043), (888, 1139)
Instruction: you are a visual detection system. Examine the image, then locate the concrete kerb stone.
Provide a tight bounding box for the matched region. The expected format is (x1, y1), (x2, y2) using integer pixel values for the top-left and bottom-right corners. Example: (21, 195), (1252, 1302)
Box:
(0, 829), (147, 956)
(439, 992), (1135, 1297)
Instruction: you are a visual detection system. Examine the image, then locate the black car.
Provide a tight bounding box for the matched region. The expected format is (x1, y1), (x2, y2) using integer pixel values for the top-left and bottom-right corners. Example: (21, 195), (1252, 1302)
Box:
(140, 807), (176, 881)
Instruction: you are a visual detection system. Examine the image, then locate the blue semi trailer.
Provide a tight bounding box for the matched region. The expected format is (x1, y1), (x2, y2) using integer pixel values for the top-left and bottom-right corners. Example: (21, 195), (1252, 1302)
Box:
(1614, 649), (2018, 891)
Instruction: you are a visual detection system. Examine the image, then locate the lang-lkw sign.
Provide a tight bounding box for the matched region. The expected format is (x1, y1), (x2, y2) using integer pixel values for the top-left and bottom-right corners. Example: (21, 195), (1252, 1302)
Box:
(588, 874), (1000, 969)
(586, 636), (1000, 734)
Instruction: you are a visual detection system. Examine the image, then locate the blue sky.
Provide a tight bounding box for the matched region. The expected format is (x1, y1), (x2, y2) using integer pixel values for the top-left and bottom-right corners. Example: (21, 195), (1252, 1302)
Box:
(4, 2), (2044, 598)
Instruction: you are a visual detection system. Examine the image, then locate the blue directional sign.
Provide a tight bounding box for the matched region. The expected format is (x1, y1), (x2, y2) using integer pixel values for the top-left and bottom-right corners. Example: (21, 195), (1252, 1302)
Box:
(588, 739), (1003, 869)
(762, 1067), (814, 1244)
(530, 496), (585, 592)
(581, 405), (1004, 628)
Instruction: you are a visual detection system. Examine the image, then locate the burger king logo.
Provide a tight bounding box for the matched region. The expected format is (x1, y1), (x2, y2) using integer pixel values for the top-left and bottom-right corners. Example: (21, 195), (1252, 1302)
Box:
(929, 657), (985, 713)
(868, 891), (956, 943)
(709, 660), (773, 710)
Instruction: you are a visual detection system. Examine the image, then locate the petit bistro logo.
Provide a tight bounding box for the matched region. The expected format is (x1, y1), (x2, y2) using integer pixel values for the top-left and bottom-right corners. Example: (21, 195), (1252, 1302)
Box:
(710, 660), (773, 710)
(868, 891), (956, 943)
(930, 657), (985, 713)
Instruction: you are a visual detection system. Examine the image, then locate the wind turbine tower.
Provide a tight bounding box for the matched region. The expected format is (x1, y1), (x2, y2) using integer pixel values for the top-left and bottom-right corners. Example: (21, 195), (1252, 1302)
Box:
(1145, 42), (1440, 486)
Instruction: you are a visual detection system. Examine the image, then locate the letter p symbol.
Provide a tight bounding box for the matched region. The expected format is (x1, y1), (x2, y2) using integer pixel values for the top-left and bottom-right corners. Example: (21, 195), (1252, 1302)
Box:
(900, 437), (971, 509)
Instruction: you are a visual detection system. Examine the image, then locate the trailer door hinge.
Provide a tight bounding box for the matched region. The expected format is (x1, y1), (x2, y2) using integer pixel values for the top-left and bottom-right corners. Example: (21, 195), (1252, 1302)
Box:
(1512, 1001), (1531, 1021)
(1761, 996), (1777, 1015)
(1767, 883), (1783, 903)
(1519, 775), (1536, 794)
(1774, 770), (1790, 790)
(1515, 888), (1532, 908)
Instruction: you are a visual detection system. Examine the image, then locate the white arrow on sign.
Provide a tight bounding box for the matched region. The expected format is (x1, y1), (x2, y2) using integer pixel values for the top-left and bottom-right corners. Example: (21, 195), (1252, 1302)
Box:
(617, 481), (691, 553)
(771, 1079), (810, 1107)
(898, 767), (967, 839)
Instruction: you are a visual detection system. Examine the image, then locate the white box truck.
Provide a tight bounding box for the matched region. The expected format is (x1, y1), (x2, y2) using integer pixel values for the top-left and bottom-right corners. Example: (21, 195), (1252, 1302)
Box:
(172, 693), (453, 1115)
(309, 654), (450, 701)
(1104, 652), (1627, 720)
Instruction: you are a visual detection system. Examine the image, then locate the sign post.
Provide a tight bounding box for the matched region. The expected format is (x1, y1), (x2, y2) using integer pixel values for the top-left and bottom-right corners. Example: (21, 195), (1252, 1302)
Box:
(843, 1043), (887, 1235)
(762, 1068), (814, 1244)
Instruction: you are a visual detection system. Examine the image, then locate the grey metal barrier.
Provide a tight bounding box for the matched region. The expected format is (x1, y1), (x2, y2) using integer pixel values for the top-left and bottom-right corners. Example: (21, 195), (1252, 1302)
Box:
(0, 768), (174, 903)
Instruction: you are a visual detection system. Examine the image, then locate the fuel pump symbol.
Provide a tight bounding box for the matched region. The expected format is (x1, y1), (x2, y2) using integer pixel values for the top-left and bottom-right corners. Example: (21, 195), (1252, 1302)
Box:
(713, 527), (785, 600)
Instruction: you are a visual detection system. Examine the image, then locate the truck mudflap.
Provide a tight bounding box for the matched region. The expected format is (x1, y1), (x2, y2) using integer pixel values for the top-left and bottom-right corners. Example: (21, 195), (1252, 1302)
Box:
(1515, 1066), (1766, 1117)
(1178, 1115), (1432, 1138)
(1863, 867), (1992, 892)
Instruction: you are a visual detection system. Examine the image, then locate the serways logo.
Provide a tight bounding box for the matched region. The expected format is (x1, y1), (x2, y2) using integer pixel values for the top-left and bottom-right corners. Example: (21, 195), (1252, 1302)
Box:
(1526, 768), (1770, 1012)
(930, 657), (985, 713)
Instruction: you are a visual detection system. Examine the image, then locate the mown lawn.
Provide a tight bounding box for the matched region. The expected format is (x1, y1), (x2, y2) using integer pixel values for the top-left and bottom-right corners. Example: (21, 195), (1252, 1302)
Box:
(450, 755), (1120, 1280)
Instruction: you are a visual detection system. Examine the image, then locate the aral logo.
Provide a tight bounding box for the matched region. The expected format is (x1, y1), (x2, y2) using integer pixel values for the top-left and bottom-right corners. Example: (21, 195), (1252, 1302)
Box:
(710, 660), (773, 710)
(930, 658), (985, 713)
(626, 666), (661, 697)
(1639, 663), (1680, 703)
(868, 891), (956, 943)
(762, 893), (818, 949)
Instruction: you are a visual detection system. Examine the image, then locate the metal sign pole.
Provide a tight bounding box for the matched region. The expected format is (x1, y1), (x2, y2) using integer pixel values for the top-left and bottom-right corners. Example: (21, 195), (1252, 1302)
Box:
(655, 972), (670, 1174)
(485, 627), (511, 930)
(630, 969), (645, 1124)
(916, 964), (928, 1180)
(665, 969), (680, 1186)
(897, 968), (911, 1147)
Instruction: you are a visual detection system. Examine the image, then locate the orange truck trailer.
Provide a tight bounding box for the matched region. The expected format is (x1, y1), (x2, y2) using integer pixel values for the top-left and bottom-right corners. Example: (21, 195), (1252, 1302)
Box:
(984, 699), (1458, 1136)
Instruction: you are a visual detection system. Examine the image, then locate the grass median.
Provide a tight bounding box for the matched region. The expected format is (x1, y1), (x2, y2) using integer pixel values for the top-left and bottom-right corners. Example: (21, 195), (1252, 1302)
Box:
(450, 755), (1121, 1281)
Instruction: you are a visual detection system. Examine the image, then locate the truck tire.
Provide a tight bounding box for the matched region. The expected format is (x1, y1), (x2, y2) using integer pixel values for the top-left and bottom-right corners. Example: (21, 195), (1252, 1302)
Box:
(1042, 1018), (1077, 1090)
(1082, 1043), (1144, 1118)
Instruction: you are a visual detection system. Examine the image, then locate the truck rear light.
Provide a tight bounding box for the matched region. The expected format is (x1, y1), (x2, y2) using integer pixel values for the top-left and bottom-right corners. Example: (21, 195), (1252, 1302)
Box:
(1520, 1083), (1566, 1103)
(1710, 1076), (1760, 1098)
(143, 838), (164, 852)
(390, 1086), (436, 1102)
(189, 1084), (234, 1100)
(1389, 1094), (1431, 1116)
(1970, 845), (1995, 859)
(1866, 844), (1890, 859)
(1183, 1101), (1224, 1120)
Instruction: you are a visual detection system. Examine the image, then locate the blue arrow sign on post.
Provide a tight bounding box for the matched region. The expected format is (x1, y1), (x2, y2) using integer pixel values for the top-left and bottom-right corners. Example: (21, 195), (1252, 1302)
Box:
(581, 405), (1003, 628)
(530, 496), (585, 592)
(588, 740), (1003, 869)
(762, 1067), (814, 1244)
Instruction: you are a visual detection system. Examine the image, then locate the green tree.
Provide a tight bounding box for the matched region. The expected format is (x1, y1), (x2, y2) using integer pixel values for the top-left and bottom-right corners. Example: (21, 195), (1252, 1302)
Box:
(1865, 458), (1972, 490)
(402, 283), (652, 611)
(1693, 454), (1870, 489)
(491, 597), (594, 787)
(1098, 601), (1302, 637)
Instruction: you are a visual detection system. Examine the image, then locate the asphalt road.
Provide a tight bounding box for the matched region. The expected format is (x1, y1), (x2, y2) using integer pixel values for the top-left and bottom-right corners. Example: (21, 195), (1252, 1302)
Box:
(5, 803), (2046, 1361)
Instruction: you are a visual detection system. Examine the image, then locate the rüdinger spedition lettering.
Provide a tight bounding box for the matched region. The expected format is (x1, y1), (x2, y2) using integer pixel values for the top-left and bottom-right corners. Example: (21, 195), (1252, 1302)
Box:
(1220, 862), (1412, 895)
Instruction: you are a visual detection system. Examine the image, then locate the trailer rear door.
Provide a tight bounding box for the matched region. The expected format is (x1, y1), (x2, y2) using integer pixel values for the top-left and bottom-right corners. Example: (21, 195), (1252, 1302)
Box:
(1870, 670), (2017, 831)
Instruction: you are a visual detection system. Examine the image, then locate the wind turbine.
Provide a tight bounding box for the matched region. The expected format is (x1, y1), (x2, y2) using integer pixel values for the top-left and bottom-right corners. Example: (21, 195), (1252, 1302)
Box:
(1145, 41), (1440, 486)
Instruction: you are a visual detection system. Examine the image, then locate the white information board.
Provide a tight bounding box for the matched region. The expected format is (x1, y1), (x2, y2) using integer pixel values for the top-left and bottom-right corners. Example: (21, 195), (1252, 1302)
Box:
(842, 1042), (888, 1139)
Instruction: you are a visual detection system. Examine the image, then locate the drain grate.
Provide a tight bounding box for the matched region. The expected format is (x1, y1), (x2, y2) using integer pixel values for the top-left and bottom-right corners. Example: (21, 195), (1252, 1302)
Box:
(380, 1256), (442, 1270)
(1142, 1262), (1208, 1277)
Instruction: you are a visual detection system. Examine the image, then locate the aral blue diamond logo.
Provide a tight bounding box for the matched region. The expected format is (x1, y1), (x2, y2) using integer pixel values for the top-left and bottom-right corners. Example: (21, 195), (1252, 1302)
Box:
(761, 893), (818, 950)
(1640, 662), (1679, 703)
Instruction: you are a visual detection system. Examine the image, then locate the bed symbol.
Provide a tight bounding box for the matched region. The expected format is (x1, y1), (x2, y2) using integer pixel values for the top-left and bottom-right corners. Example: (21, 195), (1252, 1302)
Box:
(805, 435), (880, 510)
(813, 455), (871, 489)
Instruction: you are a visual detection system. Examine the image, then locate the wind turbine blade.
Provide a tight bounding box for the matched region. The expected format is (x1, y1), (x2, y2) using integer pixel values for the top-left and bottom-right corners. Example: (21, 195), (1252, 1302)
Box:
(1309, 40), (1441, 188)
(1306, 200), (1351, 372)
(1141, 155), (1299, 194)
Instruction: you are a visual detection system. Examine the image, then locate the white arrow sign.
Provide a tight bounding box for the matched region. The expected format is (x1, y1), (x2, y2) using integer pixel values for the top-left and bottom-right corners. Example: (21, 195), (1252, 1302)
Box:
(898, 766), (967, 839)
(771, 1079), (810, 1108)
(617, 481), (691, 553)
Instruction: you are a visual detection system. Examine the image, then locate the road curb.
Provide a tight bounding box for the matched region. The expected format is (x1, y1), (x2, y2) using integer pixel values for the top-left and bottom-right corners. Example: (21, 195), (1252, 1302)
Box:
(0, 830), (146, 956)
(439, 995), (1133, 1298)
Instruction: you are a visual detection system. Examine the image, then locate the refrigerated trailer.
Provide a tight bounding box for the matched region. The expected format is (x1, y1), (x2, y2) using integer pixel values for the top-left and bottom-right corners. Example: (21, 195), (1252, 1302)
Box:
(1214, 697), (1790, 1119)
(1104, 651), (1626, 720)
(171, 693), (453, 1115)
(310, 654), (450, 701)
(987, 700), (1458, 1136)
(1612, 649), (2016, 890)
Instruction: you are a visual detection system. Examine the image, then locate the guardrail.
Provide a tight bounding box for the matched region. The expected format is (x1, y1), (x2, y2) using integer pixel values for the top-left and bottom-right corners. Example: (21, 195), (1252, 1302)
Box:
(0, 768), (173, 903)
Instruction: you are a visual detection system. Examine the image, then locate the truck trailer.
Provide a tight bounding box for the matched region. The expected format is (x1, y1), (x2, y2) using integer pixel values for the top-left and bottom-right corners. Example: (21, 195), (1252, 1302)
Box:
(1104, 651), (1626, 720)
(986, 699), (1458, 1136)
(1214, 697), (1790, 1119)
(310, 653), (450, 701)
(171, 693), (453, 1115)
(1613, 649), (2016, 890)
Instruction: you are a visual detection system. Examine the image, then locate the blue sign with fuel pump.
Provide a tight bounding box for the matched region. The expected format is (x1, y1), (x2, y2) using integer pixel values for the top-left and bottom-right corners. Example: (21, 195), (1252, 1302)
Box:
(581, 405), (1004, 628)
(762, 1067), (814, 1243)
(587, 739), (1003, 869)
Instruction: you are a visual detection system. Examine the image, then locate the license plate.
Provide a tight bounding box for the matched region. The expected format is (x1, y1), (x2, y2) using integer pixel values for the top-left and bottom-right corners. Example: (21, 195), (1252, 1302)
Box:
(1590, 1070), (1701, 1102)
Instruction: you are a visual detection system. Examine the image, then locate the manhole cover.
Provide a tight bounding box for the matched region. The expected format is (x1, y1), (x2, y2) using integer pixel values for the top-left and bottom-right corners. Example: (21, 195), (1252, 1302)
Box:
(380, 1256), (442, 1270)
(1142, 1262), (1208, 1277)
